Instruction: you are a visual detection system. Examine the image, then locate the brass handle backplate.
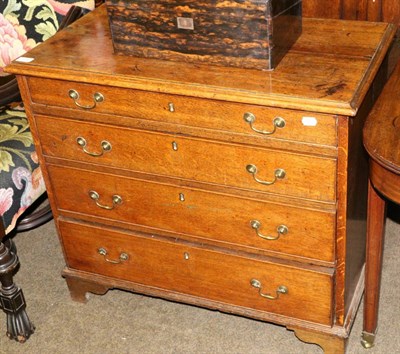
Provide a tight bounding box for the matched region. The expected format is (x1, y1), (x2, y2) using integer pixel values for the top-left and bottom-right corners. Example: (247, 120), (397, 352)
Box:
(76, 137), (112, 157)
(244, 112), (285, 135)
(246, 164), (286, 186)
(69, 89), (104, 110)
(250, 279), (288, 300)
(89, 190), (122, 210)
(98, 247), (129, 264)
(250, 220), (288, 241)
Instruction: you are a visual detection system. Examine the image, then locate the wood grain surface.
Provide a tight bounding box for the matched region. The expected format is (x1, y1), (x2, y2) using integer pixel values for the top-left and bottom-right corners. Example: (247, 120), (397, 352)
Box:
(8, 6), (396, 353)
(105, 0), (302, 69)
(6, 7), (395, 116)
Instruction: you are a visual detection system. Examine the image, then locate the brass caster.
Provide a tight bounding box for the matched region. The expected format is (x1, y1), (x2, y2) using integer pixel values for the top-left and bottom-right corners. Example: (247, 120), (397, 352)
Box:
(361, 331), (375, 349)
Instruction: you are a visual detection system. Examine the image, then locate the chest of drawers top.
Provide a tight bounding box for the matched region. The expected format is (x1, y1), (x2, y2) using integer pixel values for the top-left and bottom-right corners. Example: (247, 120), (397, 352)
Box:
(6, 6), (395, 117)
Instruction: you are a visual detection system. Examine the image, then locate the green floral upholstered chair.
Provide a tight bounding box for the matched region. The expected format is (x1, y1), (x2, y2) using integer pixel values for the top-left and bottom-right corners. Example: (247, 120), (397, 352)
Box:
(0, 0), (100, 343)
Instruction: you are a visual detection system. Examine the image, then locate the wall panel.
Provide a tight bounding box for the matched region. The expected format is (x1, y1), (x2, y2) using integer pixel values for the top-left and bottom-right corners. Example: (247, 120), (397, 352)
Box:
(302, 0), (342, 18)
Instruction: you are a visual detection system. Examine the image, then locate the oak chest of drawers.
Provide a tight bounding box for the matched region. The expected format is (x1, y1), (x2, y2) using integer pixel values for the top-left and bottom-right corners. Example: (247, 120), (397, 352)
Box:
(7, 6), (396, 353)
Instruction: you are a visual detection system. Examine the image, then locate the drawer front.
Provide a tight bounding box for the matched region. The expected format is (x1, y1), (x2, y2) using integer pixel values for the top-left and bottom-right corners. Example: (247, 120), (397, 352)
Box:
(48, 165), (335, 262)
(28, 78), (337, 147)
(37, 116), (336, 201)
(59, 219), (334, 325)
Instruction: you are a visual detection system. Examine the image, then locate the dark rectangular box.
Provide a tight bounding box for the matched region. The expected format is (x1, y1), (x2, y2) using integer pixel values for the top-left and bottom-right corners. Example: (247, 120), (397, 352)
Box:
(105, 0), (302, 70)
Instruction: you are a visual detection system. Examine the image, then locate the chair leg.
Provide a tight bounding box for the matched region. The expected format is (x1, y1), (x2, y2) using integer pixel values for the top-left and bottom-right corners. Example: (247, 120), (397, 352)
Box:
(0, 240), (34, 342)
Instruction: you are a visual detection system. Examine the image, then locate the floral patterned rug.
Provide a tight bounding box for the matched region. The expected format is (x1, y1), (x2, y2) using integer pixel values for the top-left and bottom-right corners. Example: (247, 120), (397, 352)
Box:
(0, 103), (46, 234)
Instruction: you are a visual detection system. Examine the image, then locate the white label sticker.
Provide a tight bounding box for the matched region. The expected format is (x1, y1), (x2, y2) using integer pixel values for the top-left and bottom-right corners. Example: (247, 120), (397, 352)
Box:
(177, 17), (194, 30)
(302, 117), (318, 127)
(15, 57), (35, 63)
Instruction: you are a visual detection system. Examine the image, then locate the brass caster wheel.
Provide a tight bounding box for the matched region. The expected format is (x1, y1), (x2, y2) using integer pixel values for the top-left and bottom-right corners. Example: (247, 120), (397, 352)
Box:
(361, 331), (375, 349)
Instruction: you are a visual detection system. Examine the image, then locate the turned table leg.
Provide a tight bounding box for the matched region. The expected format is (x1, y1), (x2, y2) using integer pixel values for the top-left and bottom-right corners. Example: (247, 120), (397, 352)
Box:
(361, 180), (387, 348)
(0, 240), (35, 342)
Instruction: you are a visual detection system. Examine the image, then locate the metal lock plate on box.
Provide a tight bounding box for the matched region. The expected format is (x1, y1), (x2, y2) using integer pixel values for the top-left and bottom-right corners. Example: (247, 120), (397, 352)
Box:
(176, 17), (194, 30)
